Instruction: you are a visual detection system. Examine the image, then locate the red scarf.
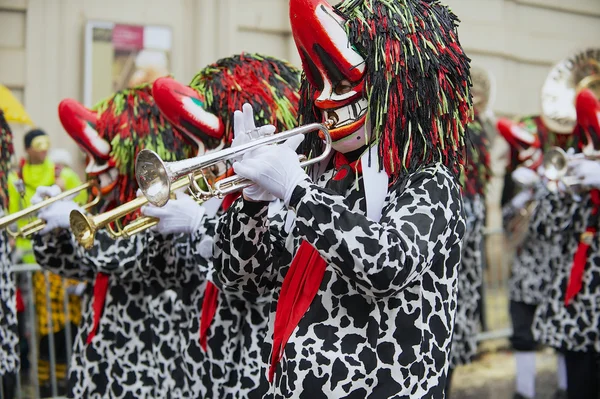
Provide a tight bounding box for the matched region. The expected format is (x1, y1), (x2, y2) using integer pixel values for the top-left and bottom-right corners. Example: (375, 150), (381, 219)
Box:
(268, 153), (361, 382)
(564, 189), (600, 306)
(198, 192), (241, 350)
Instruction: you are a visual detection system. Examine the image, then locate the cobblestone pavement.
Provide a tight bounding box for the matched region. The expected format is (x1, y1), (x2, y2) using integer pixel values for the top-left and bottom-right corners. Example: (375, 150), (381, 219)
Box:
(452, 348), (560, 399)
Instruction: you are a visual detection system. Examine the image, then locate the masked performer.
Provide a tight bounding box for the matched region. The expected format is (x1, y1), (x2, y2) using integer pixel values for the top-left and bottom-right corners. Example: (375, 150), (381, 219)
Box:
(31, 84), (197, 398)
(214, 0), (472, 396)
(447, 117), (491, 395)
(0, 110), (19, 399)
(498, 50), (600, 399)
(143, 53), (300, 398)
(532, 87), (600, 399)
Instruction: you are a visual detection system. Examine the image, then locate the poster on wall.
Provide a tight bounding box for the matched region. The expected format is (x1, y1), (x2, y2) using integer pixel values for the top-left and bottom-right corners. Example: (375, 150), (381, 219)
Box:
(83, 21), (172, 107)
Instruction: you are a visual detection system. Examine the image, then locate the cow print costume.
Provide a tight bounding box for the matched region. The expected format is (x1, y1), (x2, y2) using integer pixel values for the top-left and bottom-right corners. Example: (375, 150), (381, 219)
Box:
(31, 84), (197, 399)
(33, 229), (183, 399)
(450, 194), (485, 367)
(532, 191), (600, 352)
(0, 229), (19, 385)
(215, 164), (466, 398)
(449, 118), (491, 369)
(504, 184), (560, 306)
(148, 53), (301, 398)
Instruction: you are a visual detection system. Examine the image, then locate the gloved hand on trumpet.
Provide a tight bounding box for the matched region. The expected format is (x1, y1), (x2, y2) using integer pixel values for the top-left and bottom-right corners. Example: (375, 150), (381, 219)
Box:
(31, 185), (84, 235)
(233, 103), (309, 206)
(568, 158), (600, 189)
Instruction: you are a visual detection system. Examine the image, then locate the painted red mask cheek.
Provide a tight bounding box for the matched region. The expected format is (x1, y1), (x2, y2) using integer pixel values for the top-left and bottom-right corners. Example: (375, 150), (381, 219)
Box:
(58, 99), (111, 162)
(152, 77), (225, 146)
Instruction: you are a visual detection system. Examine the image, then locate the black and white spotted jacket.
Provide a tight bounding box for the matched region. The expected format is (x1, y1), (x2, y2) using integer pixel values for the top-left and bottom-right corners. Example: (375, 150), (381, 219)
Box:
(215, 163), (466, 398)
(33, 228), (182, 399)
(151, 205), (271, 399)
(504, 183), (557, 305)
(450, 194), (485, 367)
(0, 229), (19, 377)
(533, 191), (600, 352)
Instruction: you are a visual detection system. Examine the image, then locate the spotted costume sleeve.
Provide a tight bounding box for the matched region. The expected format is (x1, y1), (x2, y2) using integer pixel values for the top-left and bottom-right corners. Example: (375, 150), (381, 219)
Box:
(214, 199), (289, 297)
(32, 229), (96, 281)
(85, 230), (154, 281)
(288, 165), (464, 298)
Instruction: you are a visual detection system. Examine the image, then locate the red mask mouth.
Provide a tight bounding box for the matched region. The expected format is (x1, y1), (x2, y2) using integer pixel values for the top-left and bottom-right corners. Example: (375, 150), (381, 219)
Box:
(58, 99), (117, 189)
(575, 88), (600, 155)
(497, 118), (542, 167)
(290, 0), (368, 147)
(152, 77), (224, 154)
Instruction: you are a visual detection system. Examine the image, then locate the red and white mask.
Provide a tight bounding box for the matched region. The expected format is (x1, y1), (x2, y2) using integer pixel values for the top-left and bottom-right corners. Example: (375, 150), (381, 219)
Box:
(152, 77), (224, 156)
(575, 88), (600, 156)
(58, 99), (118, 195)
(496, 118), (542, 170)
(290, 0), (368, 153)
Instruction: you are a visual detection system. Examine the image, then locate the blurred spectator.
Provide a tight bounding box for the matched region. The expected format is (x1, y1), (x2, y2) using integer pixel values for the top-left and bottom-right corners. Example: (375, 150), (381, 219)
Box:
(7, 129), (85, 397)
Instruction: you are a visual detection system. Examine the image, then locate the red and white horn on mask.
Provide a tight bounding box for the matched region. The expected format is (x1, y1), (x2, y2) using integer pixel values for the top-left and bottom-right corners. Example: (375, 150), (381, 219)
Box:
(575, 88), (600, 155)
(58, 99), (111, 174)
(152, 77), (224, 155)
(497, 118), (542, 169)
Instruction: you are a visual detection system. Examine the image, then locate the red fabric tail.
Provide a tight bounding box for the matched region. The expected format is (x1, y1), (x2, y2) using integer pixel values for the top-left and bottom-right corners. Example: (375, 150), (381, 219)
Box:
(221, 192), (241, 212)
(199, 281), (219, 351)
(565, 189), (600, 306)
(268, 241), (327, 382)
(16, 288), (24, 313)
(87, 272), (110, 344)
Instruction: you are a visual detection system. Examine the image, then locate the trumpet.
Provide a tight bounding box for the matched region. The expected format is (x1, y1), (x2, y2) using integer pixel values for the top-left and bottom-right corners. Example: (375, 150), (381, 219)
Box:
(0, 181), (99, 238)
(136, 122), (334, 207)
(542, 146), (600, 188)
(70, 175), (205, 250)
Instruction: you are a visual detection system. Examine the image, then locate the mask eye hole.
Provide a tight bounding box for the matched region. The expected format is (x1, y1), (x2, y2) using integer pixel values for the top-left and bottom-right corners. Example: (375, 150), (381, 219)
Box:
(334, 80), (353, 95)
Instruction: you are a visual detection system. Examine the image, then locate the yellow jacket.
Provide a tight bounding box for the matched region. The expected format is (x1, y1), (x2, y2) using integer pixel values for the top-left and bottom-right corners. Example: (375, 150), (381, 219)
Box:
(7, 158), (86, 263)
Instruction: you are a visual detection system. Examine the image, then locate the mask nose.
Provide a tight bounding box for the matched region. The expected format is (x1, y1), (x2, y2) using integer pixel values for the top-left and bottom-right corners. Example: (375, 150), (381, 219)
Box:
(315, 80), (334, 106)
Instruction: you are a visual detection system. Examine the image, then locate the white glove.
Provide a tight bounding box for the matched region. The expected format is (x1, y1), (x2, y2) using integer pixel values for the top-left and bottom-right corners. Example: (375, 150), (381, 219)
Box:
(141, 191), (206, 235)
(234, 135), (308, 206)
(37, 200), (83, 235)
(511, 166), (540, 187)
(232, 103), (277, 202)
(66, 282), (87, 296)
(569, 158), (600, 188)
(31, 185), (63, 206)
(510, 190), (533, 210)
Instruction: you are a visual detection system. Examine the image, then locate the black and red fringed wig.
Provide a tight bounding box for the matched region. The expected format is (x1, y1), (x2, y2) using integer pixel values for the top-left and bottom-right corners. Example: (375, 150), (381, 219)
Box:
(297, 0), (473, 178)
(93, 84), (196, 224)
(188, 53), (301, 147)
(463, 116), (491, 198)
(0, 110), (14, 209)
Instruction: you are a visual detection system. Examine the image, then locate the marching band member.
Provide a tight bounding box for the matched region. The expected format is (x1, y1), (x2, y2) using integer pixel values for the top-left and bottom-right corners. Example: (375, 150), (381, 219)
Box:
(533, 88), (600, 399)
(447, 117), (491, 395)
(497, 116), (572, 399)
(144, 53), (301, 398)
(31, 84), (197, 398)
(215, 0), (472, 396)
(0, 110), (19, 399)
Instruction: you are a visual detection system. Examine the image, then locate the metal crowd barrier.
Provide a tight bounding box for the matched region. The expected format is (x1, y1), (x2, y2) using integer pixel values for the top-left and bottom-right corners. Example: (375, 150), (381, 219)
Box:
(477, 227), (513, 342)
(5, 263), (73, 399)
